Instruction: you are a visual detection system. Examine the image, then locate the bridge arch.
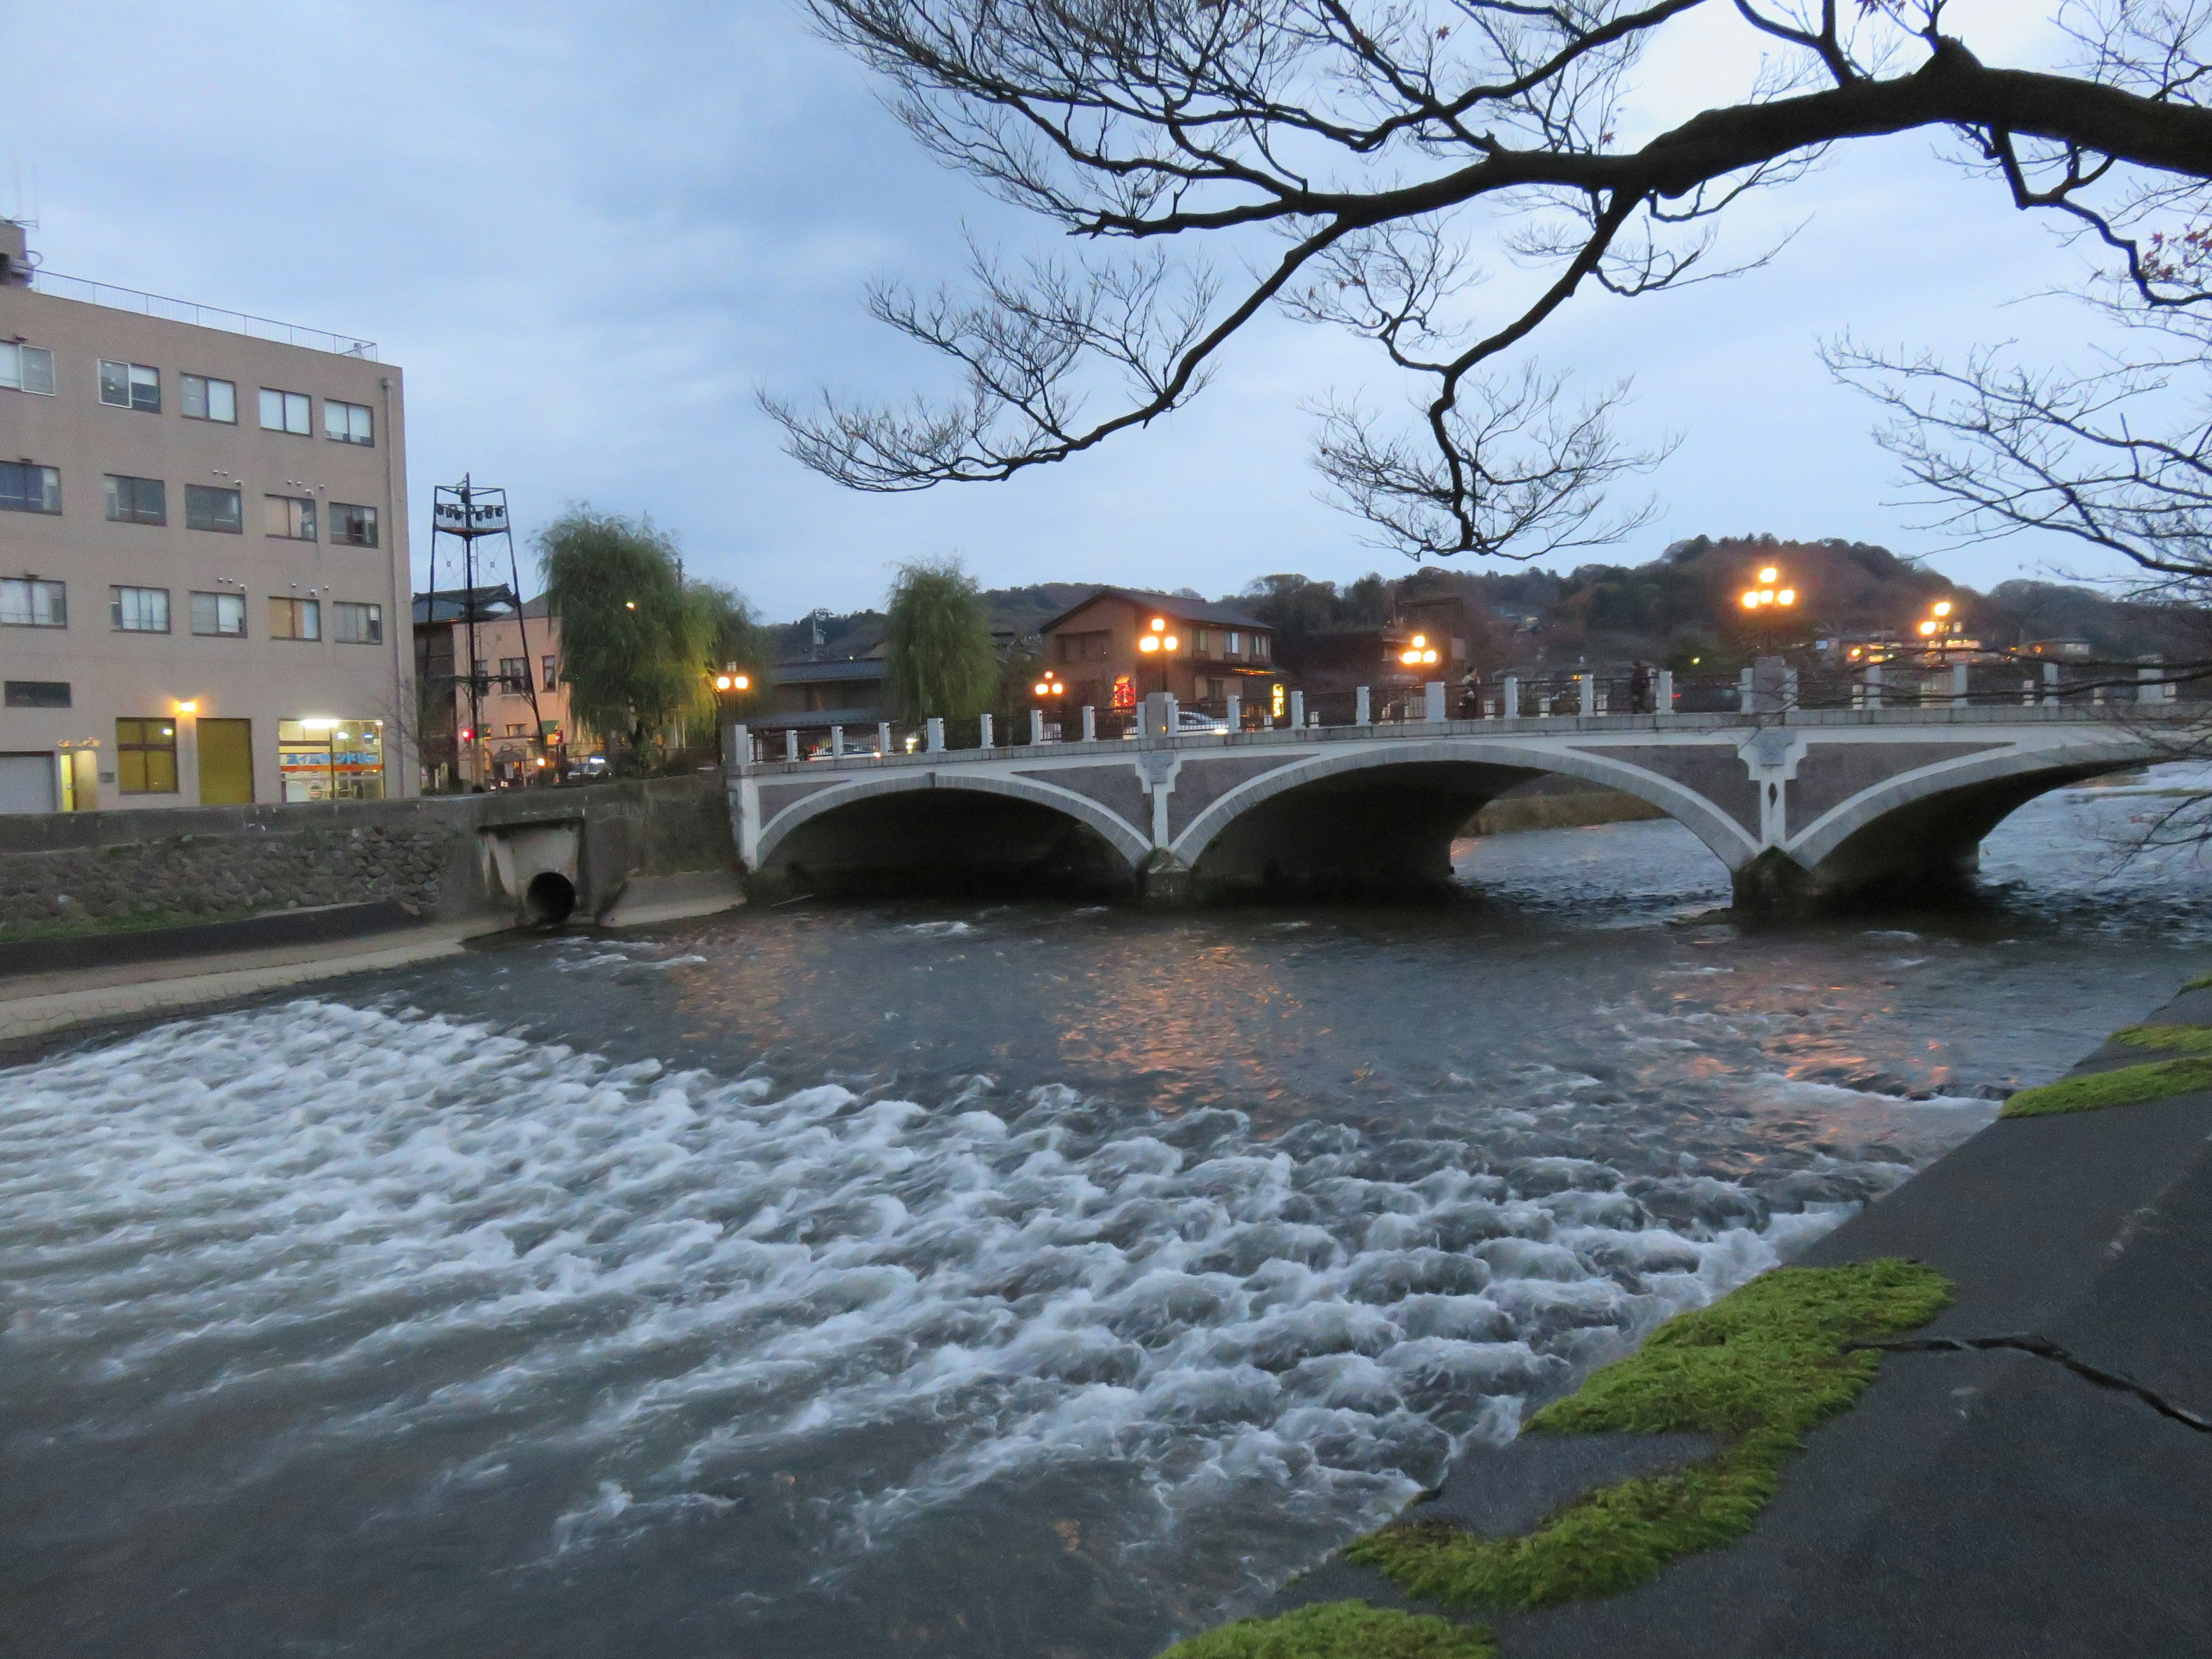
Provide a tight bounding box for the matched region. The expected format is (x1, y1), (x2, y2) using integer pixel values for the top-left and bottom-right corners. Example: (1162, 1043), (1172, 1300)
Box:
(753, 770), (1149, 897)
(1781, 730), (2163, 904)
(1168, 739), (1760, 898)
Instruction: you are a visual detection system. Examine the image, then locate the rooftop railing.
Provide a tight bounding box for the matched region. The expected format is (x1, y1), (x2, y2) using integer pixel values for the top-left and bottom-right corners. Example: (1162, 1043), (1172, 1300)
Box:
(25, 268), (377, 361)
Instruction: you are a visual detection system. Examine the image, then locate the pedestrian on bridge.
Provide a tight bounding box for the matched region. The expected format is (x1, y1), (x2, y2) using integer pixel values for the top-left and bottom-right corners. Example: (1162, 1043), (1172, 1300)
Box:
(1457, 668), (1482, 719)
(1629, 661), (1654, 715)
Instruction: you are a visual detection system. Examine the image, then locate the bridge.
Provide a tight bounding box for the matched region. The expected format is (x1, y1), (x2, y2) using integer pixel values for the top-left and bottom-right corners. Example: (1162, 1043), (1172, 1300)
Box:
(727, 690), (2191, 911)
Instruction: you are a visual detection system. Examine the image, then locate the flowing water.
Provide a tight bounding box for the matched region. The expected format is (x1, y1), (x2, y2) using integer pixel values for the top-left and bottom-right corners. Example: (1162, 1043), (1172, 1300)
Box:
(6, 779), (2212, 1658)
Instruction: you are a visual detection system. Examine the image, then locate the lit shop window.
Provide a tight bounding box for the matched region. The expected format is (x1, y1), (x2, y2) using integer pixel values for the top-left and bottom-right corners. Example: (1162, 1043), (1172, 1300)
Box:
(279, 718), (384, 802)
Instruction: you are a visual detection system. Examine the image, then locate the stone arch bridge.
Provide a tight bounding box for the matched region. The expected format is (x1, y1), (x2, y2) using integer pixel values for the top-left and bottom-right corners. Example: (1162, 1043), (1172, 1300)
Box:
(729, 704), (2187, 911)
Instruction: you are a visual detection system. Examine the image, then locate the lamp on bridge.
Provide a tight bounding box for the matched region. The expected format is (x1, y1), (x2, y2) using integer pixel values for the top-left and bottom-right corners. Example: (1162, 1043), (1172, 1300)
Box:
(1916, 599), (1961, 654)
(711, 664), (754, 763)
(1397, 633), (1442, 669)
(1137, 615), (1180, 696)
(1738, 565), (1797, 653)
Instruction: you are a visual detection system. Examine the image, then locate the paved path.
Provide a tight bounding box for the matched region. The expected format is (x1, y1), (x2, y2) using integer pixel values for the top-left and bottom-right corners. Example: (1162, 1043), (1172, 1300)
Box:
(0, 926), (479, 1050)
(1281, 986), (2212, 1656)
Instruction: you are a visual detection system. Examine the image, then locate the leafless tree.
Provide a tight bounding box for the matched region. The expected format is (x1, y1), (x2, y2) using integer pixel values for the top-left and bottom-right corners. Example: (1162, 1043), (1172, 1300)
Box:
(764, 0), (2212, 558)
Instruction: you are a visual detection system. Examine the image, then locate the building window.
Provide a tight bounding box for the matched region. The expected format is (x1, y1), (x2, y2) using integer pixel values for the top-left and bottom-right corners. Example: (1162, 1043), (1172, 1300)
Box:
(278, 718), (384, 802)
(324, 400), (373, 445)
(185, 484), (243, 533)
(1, 578), (66, 627)
(506, 724), (527, 737)
(1193, 628), (1213, 654)
(0, 461), (61, 514)
(111, 585), (171, 632)
(543, 654), (558, 688)
(100, 359), (161, 412)
(1226, 631), (1242, 655)
(264, 494), (317, 540)
(1058, 630), (1110, 664)
(328, 502), (378, 547)
(267, 596), (321, 640)
(3, 680), (70, 708)
(115, 717), (180, 794)
(0, 342), (55, 396)
(181, 374), (237, 423)
(259, 387), (311, 434)
(498, 656), (529, 691)
(191, 590), (248, 637)
(334, 601), (382, 644)
(1253, 634), (1270, 659)
(103, 474), (168, 526)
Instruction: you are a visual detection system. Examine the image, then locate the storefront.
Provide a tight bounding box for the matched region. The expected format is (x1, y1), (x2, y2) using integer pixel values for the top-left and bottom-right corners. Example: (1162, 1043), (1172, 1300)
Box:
(278, 718), (386, 802)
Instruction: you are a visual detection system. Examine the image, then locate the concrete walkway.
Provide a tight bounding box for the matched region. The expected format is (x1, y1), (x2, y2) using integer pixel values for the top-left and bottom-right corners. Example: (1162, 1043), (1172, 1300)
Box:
(1281, 986), (2212, 1656)
(0, 924), (482, 1050)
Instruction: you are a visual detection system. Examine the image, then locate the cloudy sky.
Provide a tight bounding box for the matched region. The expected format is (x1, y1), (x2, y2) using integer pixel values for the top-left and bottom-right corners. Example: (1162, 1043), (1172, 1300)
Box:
(2, 1), (2139, 620)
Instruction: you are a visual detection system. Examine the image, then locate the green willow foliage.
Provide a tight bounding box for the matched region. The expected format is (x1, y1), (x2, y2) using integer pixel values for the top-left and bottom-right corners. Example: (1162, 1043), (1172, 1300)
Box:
(540, 509), (769, 764)
(884, 559), (997, 722)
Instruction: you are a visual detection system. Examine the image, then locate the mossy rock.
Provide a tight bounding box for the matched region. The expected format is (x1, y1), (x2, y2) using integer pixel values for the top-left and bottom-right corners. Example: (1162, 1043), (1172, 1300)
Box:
(1343, 1259), (1951, 1610)
(1154, 1600), (1495, 1658)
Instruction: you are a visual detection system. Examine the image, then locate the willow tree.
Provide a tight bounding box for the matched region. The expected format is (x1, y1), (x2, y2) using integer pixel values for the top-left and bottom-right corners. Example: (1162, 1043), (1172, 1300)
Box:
(540, 510), (711, 767)
(884, 559), (998, 720)
(765, 1), (2212, 561)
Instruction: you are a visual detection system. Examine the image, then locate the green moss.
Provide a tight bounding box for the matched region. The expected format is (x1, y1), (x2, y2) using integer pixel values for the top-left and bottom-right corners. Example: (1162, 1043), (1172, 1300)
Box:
(2111, 1023), (2212, 1054)
(1343, 1259), (1952, 1611)
(0, 906), (260, 945)
(2001, 1054), (2212, 1118)
(1154, 1601), (1495, 1658)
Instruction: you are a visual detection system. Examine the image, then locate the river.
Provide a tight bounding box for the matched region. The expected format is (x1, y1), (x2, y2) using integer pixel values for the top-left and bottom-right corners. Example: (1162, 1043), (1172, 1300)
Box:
(6, 777), (2210, 1658)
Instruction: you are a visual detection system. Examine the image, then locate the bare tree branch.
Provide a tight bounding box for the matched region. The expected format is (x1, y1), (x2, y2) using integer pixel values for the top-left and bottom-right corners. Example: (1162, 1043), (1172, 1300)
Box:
(769, 0), (2212, 556)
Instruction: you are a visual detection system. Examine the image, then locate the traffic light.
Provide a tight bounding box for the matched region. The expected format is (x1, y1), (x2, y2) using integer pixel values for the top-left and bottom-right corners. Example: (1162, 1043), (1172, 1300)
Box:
(459, 727), (474, 742)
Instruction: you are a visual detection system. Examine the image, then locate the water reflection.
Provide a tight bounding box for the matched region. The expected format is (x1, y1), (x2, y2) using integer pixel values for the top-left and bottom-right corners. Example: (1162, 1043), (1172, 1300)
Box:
(3, 783), (2209, 1659)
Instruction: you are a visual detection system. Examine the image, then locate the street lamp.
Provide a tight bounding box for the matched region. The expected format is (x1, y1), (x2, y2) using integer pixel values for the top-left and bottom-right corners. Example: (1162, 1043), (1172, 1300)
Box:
(1738, 565), (1797, 653)
(1397, 631), (1441, 668)
(711, 664), (753, 763)
(1136, 615), (1180, 697)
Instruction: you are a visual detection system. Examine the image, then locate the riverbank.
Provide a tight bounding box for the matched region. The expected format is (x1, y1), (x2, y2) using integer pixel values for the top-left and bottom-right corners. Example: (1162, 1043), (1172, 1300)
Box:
(1262, 976), (2212, 1656)
(1471, 779), (1666, 836)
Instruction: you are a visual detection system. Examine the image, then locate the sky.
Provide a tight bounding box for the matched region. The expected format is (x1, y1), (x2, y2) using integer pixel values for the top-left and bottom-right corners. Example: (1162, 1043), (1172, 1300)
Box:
(0, 1), (2151, 622)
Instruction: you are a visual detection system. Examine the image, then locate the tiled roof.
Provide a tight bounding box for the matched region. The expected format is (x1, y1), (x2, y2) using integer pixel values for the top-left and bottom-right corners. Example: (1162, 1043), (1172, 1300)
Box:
(1039, 587), (1270, 634)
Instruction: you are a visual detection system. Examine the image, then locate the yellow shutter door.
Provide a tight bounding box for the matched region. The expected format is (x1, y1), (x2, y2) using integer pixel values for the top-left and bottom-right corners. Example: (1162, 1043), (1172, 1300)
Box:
(198, 718), (254, 805)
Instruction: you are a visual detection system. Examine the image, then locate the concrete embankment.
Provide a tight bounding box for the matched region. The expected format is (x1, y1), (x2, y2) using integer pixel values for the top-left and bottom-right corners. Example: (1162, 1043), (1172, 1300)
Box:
(0, 776), (743, 1050)
(1264, 980), (2212, 1657)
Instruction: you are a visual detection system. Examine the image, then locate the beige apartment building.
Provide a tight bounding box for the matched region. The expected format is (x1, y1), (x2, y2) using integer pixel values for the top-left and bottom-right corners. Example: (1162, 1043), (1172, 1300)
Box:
(0, 219), (412, 812)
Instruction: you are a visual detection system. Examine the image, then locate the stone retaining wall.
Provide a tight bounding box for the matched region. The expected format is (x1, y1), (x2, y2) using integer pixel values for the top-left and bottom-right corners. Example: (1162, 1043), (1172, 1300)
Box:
(0, 774), (736, 934)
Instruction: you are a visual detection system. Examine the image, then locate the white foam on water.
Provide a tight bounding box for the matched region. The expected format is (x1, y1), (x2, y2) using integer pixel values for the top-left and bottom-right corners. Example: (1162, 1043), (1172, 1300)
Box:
(0, 1002), (1854, 1586)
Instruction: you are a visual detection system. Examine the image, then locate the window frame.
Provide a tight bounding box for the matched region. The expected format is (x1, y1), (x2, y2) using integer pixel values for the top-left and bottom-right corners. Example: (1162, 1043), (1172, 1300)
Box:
(99, 359), (161, 412)
(267, 595), (322, 641)
(327, 502), (378, 547)
(103, 474), (168, 527)
(332, 601), (383, 645)
(110, 585), (172, 634)
(324, 400), (374, 445)
(1, 578), (66, 628)
(190, 590), (249, 638)
(180, 373), (238, 423)
(263, 494), (318, 542)
(115, 717), (181, 795)
(0, 342), (55, 396)
(3, 680), (71, 709)
(0, 461), (62, 516)
(258, 387), (312, 435)
(185, 483), (244, 535)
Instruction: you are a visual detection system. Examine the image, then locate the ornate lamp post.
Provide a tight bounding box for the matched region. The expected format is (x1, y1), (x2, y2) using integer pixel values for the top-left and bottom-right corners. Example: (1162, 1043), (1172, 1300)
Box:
(1137, 614), (1180, 699)
(711, 664), (752, 762)
(1737, 564), (1797, 655)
